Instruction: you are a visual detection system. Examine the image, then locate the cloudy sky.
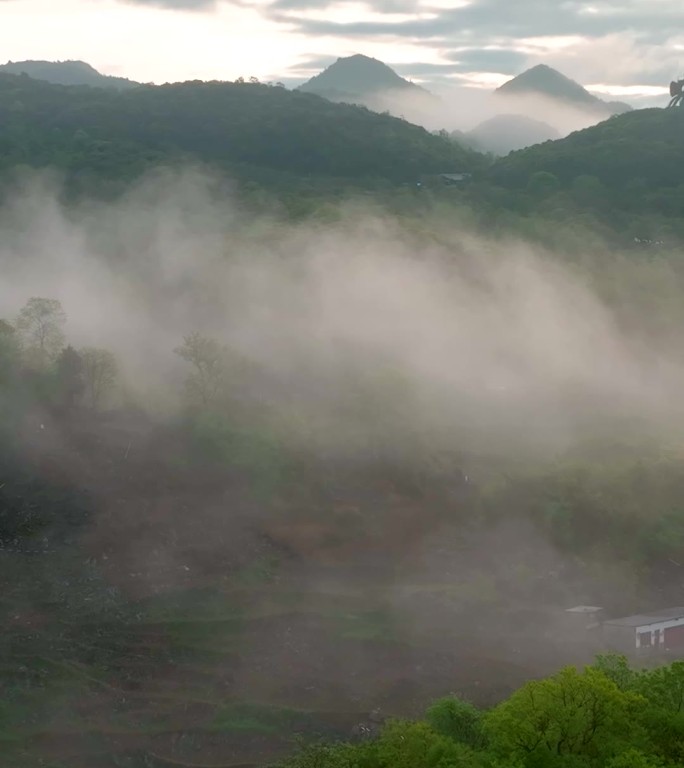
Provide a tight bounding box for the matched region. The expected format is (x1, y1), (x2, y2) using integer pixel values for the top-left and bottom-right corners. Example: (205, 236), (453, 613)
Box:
(2, 0), (683, 99)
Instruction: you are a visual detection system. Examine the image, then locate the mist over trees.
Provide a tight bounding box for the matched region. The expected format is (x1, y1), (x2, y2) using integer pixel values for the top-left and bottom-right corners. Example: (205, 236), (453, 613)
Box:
(1, 61), (684, 768)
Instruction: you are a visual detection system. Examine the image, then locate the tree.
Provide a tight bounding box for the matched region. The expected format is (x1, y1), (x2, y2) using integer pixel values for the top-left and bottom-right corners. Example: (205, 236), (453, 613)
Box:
(425, 697), (485, 749)
(174, 332), (227, 407)
(607, 749), (665, 768)
(15, 297), (66, 368)
(80, 347), (118, 409)
(591, 654), (638, 692)
(638, 661), (684, 715)
(373, 720), (484, 768)
(636, 662), (684, 763)
(484, 666), (645, 764)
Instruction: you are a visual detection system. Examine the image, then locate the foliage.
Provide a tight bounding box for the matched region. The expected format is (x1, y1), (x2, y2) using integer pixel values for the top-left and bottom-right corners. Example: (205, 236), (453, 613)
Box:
(0, 72), (484, 188)
(371, 720), (486, 768)
(638, 662), (684, 714)
(425, 697), (485, 748)
(484, 666), (645, 765)
(15, 297), (66, 368)
(488, 108), (684, 221)
(591, 655), (638, 692)
(605, 751), (665, 768)
(279, 659), (684, 768)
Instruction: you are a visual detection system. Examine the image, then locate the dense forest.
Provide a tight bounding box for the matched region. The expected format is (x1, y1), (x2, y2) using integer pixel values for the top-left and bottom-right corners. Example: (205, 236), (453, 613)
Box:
(0, 73), (482, 188)
(1, 71), (682, 242)
(2, 65), (684, 768)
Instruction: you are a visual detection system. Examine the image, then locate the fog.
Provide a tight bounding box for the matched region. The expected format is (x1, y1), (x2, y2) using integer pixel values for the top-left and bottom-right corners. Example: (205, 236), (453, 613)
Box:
(366, 84), (633, 147)
(1, 166), (682, 465)
(5, 167), (684, 762)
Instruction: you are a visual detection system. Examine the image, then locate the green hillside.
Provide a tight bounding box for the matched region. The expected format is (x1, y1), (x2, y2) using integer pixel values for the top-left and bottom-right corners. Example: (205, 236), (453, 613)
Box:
(484, 108), (684, 221)
(0, 73), (482, 187)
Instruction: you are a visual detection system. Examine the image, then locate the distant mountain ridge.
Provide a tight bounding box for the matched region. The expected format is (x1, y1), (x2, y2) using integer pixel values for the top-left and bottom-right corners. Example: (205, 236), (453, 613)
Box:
(496, 64), (631, 117)
(0, 60), (138, 90)
(298, 54), (439, 117)
(457, 114), (560, 156)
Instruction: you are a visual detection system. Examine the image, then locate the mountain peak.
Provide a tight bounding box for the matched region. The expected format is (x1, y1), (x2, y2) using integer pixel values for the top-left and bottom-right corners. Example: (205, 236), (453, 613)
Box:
(497, 65), (600, 104)
(299, 53), (426, 97)
(496, 64), (631, 115)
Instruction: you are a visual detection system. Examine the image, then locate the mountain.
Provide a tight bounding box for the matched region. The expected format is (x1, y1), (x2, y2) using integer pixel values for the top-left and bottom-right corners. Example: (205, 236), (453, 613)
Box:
(0, 60), (138, 89)
(0, 73), (484, 190)
(298, 54), (439, 119)
(462, 114), (560, 155)
(488, 107), (684, 201)
(300, 54), (428, 99)
(496, 64), (631, 117)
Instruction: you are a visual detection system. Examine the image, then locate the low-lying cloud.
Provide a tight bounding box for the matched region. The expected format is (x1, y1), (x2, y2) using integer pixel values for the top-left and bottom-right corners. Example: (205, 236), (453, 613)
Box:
(1, 167), (682, 461)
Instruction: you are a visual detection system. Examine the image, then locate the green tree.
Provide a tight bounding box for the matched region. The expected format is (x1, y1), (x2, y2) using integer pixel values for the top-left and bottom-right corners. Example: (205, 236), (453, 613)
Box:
(484, 666), (645, 765)
(606, 750), (664, 768)
(80, 346), (118, 409)
(637, 662), (684, 763)
(15, 297), (66, 368)
(638, 661), (684, 714)
(591, 655), (638, 692)
(374, 720), (484, 768)
(425, 697), (485, 749)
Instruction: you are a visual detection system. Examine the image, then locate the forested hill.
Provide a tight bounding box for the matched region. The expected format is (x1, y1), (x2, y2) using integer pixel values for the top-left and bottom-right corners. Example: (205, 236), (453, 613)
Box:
(0, 59), (138, 89)
(489, 108), (684, 190)
(0, 73), (483, 185)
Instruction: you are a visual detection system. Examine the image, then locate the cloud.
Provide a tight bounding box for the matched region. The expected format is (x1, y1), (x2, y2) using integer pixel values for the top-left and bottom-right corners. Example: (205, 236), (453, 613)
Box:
(263, 0), (684, 93)
(119, 0), (218, 8)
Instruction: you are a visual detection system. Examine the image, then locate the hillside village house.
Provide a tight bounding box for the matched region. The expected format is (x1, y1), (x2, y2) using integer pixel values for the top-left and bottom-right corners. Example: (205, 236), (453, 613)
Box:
(603, 608), (684, 653)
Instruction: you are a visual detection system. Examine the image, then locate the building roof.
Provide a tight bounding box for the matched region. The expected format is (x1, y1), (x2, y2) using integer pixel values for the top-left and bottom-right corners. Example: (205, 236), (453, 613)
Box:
(604, 607), (684, 628)
(566, 606), (603, 613)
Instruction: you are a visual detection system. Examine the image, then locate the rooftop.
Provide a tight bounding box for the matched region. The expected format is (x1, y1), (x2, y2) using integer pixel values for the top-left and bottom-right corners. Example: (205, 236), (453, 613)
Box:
(566, 606), (604, 614)
(604, 607), (684, 628)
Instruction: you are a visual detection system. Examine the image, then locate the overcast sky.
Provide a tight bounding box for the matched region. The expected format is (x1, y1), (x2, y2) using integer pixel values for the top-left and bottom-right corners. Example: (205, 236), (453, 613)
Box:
(2, 0), (683, 98)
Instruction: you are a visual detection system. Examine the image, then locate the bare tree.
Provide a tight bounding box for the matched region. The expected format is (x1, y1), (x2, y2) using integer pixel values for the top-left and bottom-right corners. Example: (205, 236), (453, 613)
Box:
(174, 332), (227, 407)
(15, 297), (66, 368)
(80, 347), (118, 409)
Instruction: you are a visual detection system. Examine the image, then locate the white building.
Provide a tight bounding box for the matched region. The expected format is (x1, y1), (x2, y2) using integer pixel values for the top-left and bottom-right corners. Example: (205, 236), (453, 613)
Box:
(603, 607), (684, 653)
